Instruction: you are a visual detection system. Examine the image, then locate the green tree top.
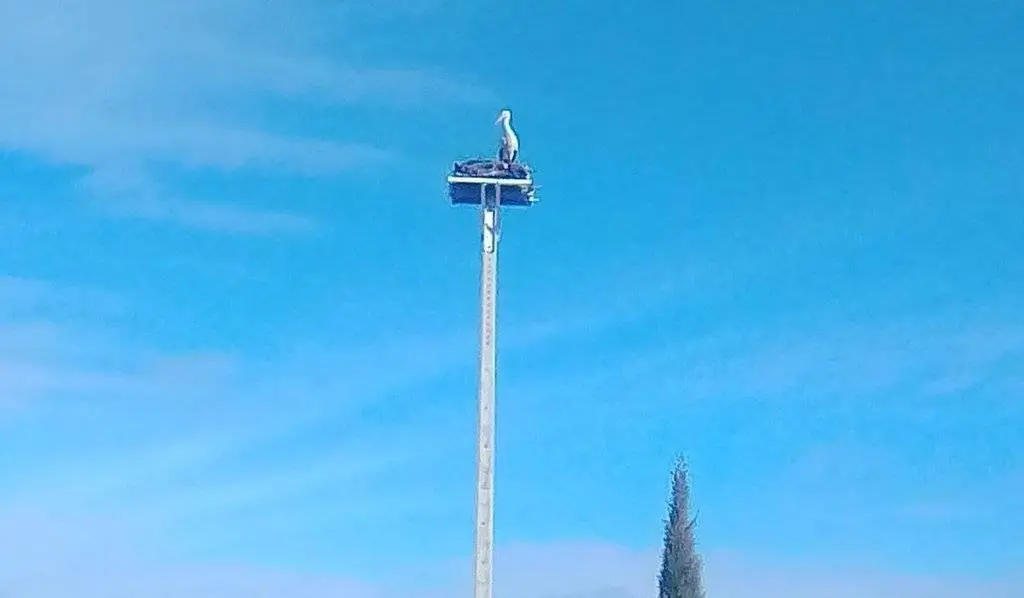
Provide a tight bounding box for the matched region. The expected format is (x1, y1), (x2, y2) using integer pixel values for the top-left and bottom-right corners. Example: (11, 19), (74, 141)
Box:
(657, 457), (705, 598)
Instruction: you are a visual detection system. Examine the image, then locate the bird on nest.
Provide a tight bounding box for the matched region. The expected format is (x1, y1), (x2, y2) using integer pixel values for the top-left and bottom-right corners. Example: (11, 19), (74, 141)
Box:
(495, 109), (519, 168)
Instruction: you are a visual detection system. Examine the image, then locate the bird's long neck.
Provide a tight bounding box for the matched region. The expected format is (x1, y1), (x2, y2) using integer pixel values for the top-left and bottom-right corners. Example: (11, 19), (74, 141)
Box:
(501, 119), (514, 137)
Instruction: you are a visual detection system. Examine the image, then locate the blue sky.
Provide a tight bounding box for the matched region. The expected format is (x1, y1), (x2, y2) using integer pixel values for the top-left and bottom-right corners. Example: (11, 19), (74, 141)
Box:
(0, 0), (1022, 596)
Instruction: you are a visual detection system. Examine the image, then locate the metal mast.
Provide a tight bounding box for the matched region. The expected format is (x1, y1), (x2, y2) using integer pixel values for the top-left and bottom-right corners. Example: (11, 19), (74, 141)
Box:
(473, 183), (500, 598)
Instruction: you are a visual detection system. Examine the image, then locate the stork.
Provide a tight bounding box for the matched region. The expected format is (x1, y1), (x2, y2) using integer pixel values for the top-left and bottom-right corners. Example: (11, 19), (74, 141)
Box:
(495, 109), (519, 167)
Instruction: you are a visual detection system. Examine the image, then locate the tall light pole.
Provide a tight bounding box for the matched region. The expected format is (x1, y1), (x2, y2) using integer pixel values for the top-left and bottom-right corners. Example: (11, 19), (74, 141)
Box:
(448, 134), (536, 598)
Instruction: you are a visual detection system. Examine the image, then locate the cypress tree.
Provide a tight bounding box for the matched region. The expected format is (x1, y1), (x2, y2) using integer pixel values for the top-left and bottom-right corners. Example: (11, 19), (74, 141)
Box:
(657, 457), (705, 598)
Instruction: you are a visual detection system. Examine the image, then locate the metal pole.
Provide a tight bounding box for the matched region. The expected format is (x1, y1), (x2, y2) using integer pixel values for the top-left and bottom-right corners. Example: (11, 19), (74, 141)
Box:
(473, 183), (499, 598)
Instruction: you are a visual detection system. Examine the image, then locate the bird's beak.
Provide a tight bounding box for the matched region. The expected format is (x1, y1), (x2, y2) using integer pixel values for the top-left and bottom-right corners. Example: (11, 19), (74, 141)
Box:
(494, 115), (502, 124)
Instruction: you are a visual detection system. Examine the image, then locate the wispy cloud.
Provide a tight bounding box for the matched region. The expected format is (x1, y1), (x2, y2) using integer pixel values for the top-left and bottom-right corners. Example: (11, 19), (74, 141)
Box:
(0, 275), (124, 320)
(0, 528), (1020, 598)
(0, 277), (230, 411)
(0, 277), (136, 410)
(15, 403), (464, 529)
(0, 508), (382, 598)
(0, 284), (465, 560)
(787, 437), (1024, 523)
(704, 550), (1023, 598)
(1, 270), (646, 528)
(0, 0), (486, 233)
(91, 193), (324, 236)
(587, 306), (1024, 404)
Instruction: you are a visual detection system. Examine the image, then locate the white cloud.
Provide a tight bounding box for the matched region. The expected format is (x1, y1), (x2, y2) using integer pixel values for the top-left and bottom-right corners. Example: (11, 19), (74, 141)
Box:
(0, 278), (141, 410)
(705, 551), (1023, 598)
(1, 272), (651, 523)
(91, 193), (324, 235)
(0, 275), (124, 320)
(580, 306), (1024, 404)
(0, 0), (485, 233)
(0, 519), (1020, 598)
(0, 508), (382, 598)
(0, 273), (466, 410)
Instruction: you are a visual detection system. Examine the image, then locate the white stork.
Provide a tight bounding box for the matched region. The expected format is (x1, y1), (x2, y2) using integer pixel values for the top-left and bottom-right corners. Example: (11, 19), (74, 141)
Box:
(495, 109), (519, 166)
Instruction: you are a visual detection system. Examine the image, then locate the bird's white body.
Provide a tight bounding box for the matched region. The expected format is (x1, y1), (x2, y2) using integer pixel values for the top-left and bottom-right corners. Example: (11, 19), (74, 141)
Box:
(495, 109), (519, 164)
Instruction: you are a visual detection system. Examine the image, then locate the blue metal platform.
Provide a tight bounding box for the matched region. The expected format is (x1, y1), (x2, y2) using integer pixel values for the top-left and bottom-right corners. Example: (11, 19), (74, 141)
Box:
(448, 159), (537, 207)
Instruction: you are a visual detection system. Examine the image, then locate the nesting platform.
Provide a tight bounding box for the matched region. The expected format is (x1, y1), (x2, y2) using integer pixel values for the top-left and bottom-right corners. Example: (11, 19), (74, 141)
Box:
(447, 159), (537, 207)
